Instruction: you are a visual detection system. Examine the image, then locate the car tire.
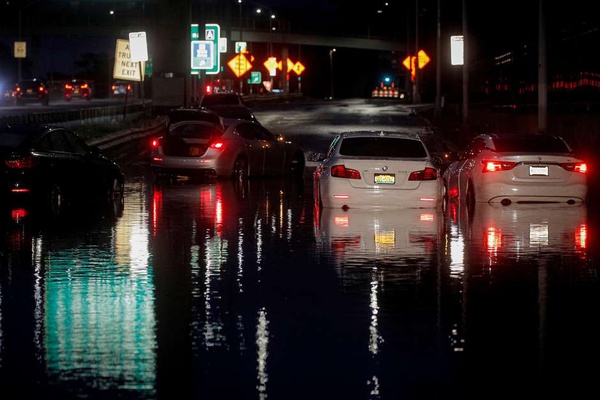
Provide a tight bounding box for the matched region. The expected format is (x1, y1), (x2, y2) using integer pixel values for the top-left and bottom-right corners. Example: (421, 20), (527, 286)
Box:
(232, 157), (249, 181)
(108, 178), (124, 201)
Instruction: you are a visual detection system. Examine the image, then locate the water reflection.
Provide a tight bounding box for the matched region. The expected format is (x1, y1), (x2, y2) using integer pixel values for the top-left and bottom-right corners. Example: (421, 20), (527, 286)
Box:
(149, 177), (307, 398)
(0, 181), (156, 398)
(445, 201), (596, 398)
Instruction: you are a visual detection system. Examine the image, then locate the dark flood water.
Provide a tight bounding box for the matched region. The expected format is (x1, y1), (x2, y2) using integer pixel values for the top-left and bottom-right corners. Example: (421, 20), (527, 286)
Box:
(1, 161), (599, 400)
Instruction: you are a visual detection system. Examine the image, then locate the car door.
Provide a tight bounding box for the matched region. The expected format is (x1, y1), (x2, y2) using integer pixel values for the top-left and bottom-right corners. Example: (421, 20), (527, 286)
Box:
(251, 124), (287, 175)
(36, 129), (87, 198)
(235, 122), (267, 176)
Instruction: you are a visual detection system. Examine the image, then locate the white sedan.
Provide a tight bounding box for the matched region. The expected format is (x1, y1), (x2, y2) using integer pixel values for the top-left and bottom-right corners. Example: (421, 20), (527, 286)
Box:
(443, 133), (588, 206)
(312, 131), (444, 210)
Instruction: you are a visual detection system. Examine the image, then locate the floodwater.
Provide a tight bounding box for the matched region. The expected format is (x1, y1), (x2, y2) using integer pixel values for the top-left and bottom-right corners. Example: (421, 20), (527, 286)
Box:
(1, 163), (599, 400)
(1, 99), (600, 399)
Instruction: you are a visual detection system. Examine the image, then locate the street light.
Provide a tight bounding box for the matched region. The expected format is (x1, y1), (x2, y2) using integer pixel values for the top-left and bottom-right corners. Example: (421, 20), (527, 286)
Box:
(329, 48), (336, 99)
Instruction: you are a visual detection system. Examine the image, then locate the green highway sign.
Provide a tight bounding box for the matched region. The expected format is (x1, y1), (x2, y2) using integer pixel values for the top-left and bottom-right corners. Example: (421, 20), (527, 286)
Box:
(205, 23), (220, 75)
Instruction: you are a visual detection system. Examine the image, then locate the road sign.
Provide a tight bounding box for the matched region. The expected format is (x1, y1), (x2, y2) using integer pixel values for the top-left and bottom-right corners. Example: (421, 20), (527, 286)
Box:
(128, 31), (148, 62)
(402, 50), (430, 82)
(14, 41), (26, 58)
(205, 23), (220, 75)
(191, 40), (214, 70)
(227, 53), (253, 77)
(264, 57), (281, 77)
(113, 39), (144, 81)
(286, 59), (305, 75)
(249, 71), (261, 84)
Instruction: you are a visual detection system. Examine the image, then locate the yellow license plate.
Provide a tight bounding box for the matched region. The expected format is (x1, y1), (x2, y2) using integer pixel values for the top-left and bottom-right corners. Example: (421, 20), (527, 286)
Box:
(374, 173), (395, 184)
(375, 230), (395, 244)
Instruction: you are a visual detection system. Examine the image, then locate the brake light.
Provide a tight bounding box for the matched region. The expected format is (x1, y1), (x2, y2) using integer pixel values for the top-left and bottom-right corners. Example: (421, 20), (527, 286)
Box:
(561, 162), (588, 174)
(210, 141), (225, 150)
(38, 85), (45, 93)
(150, 137), (161, 148)
(81, 83), (88, 89)
(482, 160), (517, 172)
(331, 165), (361, 179)
(408, 167), (438, 181)
(65, 84), (73, 90)
(5, 155), (36, 169)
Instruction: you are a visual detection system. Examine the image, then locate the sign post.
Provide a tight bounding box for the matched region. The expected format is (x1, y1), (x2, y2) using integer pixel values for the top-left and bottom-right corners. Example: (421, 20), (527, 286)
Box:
(204, 23), (220, 75)
(129, 32), (149, 118)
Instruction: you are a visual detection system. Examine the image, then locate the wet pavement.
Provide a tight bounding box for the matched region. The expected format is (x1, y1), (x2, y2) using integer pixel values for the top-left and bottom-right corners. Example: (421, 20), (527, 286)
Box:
(1, 99), (599, 400)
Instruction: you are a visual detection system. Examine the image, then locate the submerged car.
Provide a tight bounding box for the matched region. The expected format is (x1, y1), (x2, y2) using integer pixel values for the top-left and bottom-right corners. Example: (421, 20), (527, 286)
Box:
(443, 133), (588, 206)
(150, 116), (305, 180)
(312, 130), (444, 210)
(0, 123), (124, 211)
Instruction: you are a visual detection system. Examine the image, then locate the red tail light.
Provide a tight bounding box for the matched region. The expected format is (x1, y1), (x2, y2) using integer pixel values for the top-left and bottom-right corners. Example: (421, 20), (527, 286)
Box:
(37, 85), (45, 93)
(482, 160), (517, 172)
(65, 84), (73, 90)
(80, 83), (88, 89)
(150, 137), (161, 148)
(408, 167), (438, 181)
(331, 165), (361, 179)
(210, 140), (225, 150)
(561, 162), (588, 174)
(5, 155), (36, 169)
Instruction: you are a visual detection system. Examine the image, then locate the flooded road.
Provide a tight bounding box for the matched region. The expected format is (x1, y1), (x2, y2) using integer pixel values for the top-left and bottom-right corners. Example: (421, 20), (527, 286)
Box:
(1, 99), (599, 399)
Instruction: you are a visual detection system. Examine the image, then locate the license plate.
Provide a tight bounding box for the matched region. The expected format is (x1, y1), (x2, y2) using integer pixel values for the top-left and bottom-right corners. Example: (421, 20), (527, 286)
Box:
(374, 173), (395, 184)
(189, 146), (203, 156)
(529, 165), (548, 176)
(26, 89), (33, 94)
(375, 230), (395, 244)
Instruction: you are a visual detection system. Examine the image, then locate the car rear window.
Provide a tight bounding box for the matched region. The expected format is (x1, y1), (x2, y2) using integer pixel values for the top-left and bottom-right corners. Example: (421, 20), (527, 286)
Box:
(494, 136), (571, 153)
(0, 132), (29, 148)
(169, 123), (222, 139)
(339, 137), (428, 158)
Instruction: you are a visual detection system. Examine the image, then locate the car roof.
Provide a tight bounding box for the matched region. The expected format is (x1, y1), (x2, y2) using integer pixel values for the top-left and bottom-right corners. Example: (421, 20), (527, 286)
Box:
(339, 130), (423, 140)
(167, 107), (224, 129)
(199, 93), (245, 106)
(201, 104), (256, 121)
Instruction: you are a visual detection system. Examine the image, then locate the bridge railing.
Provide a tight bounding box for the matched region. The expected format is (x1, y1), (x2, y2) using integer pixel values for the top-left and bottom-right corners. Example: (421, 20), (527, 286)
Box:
(0, 102), (148, 127)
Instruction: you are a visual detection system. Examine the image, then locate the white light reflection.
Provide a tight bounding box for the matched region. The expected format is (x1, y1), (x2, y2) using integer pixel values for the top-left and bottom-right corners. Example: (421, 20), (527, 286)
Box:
(256, 307), (269, 399)
(237, 219), (245, 293)
(368, 274), (383, 355)
(449, 224), (465, 278)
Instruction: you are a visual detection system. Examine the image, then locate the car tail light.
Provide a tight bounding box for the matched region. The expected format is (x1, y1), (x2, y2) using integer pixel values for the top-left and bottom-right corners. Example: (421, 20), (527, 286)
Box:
(482, 160), (517, 172)
(561, 162), (587, 174)
(210, 140), (225, 150)
(5, 154), (37, 169)
(80, 83), (88, 89)
(150, 138), (162, 148)
(65, 83), (73, 90)
(331, 165), (361, 179)
(408, 167), (438, 181)
(37, 85), (45, 93)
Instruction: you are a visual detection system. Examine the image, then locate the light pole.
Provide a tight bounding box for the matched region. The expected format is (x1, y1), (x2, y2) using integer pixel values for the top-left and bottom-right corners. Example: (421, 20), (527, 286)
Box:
(238, 0), (243, 94)
(329, 48), (336, 99)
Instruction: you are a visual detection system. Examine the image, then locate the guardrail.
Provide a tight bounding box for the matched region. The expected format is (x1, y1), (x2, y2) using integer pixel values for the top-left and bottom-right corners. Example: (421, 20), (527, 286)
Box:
(0, 102), (148, 127)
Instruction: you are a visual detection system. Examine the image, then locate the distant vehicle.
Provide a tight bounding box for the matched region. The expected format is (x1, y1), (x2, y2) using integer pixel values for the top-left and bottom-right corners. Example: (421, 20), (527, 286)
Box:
(13, 78), (49, 106)
(64, 79), (92, 101)
(111, 81), (132, 98)
(443, 133), (588, 206)
(0, 123), (124, 211)
(312, 130), (444, 210)
(198, 92), (245, 107)
(150, 118), (305, 180)
(201, 104), (259, 126)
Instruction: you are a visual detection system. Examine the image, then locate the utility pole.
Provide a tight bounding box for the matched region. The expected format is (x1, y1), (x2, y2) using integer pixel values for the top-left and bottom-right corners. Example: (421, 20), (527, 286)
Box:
(434, 0), (442, 118)
(413, 0), (421, 103)
(461, 0), (469, 130)
(538, 0), (547, 133)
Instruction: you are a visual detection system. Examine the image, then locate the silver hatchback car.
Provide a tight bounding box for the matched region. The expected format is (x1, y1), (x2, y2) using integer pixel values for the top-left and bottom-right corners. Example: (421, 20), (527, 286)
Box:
(150, 117), (305, 180)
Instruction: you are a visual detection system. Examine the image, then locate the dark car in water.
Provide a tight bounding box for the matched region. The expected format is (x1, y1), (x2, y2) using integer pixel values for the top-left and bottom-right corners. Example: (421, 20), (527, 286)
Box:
(13, 78), (49, 106)
(0, 123), (124, 211)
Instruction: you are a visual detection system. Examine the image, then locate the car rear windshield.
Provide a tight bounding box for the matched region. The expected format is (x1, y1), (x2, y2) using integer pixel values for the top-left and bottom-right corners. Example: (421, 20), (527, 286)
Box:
(494, 136), (571, 153)
(169, 123), (223, 139)
(339, 137), (428, 158)
(0, 131), (30, 148)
